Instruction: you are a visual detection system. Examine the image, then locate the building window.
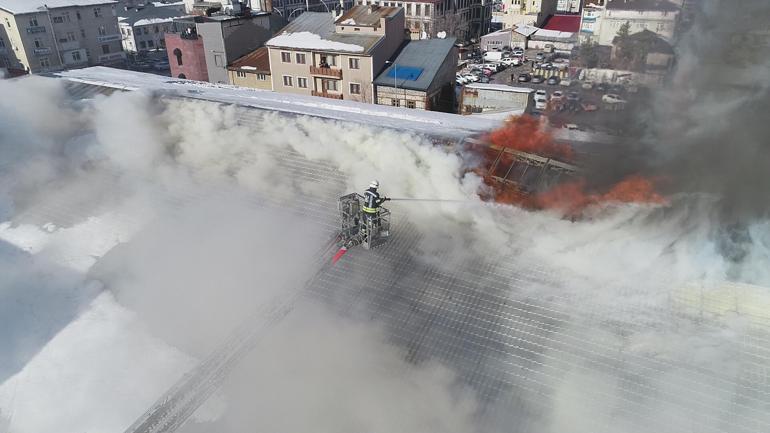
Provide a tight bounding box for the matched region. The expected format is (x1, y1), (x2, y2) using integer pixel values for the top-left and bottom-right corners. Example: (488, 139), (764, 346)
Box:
(324, 79), (338, 91)
(173, 48), (182, 65)
(297, 77), (308, 88)
(40, 57), (50, 68)
(296, 53), (306, 64)
(348, 57), (359, 69)
(214, 54), (224, 66)
(34, 39), (42, 48)
(281, 51), (291, 63)
(178, 73), (186, 79)
(140, 41), (147, 49)
(29, 18), (39, 27)
(148, 40), (154, 47)
(127, 28), (131, 36)
(72, 51), (81, 61)
(94, 7), (102, 18)
(53, 16), (64, 24)
(121, 28), (125, 35)
(0, 38), (4, 48)
(391, 98), (400, 107)
(76, 11), (81, 20)
(237, 71), (247, 78)
(67, 32), (75, 41)
(415, 4), (421, 16)
(283, 75), (293, 86)
(98, 25), (107, 36)
(102, 44), (110, 54)
(350, 83), (361, 94)
(407, 100), (416, 109)
(5, 18), (10, 28)
(154, 26), (159, 33)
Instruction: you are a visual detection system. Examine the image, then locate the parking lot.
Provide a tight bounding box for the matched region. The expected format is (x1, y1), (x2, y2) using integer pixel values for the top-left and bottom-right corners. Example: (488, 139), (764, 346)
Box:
(458, 47), (648, 135)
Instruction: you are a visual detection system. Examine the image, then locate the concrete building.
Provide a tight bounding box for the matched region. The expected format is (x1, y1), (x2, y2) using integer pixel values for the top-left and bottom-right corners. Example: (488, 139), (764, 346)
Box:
(0, 0), (125, 74)
(556, 0), (580, 13)
(227, 45), (271, 89)
(165, 19), (207, 79)
(118, 3), (189, 53)
(494, 0), (557, 29)
(580, 0), (681, 46)
(611, 28), (674, 78)
(459, 82), (533, 115)
(373, 37), (457, 111)
(356, 0), (491, 42)
(479, 25), (532, 51)
(164, 4), (282, 83)
(266, 6), (405, 103)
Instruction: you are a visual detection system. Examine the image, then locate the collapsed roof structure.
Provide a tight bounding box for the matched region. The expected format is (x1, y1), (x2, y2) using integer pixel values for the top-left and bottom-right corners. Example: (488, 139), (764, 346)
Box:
(4, 68), (770, 433)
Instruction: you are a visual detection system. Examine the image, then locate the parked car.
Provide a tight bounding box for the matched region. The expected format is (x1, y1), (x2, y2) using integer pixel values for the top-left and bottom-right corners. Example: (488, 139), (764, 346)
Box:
(535, 89), (548, 99)
(531, 74), (545, 84)
(479, 76), (491, 83)
(536, 52), (545, 62)
(464, 74), (479, 82)
(547, 75), (560, 85)
(513, 47), (524, 56)
(551, 91), (564, 102)
(456, 74), (469, 84)
(602, 93), (627, 104)
(535, 97), (548, 110)
(560, 79), (572, 87)
(566, 91), (580, 102)
(581, 81), (594, 90)
(517, 73), (532, 82)
(482, 68), (495, 76)
(496, 63), (506, 72)
(596, 83), (609, 92)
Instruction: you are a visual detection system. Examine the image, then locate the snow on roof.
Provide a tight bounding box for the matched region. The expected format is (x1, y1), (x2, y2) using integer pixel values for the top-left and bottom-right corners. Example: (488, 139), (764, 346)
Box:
(152, 0), (185, 6)
(267, 31), (366, 53)
(54, 67), (503, 137)
(0, 0), (116, 14)
(513, 24), (539, 37)
(134, 17), (175, 26)
(465, 83), (535, 94)
(533, 28), (574, 39)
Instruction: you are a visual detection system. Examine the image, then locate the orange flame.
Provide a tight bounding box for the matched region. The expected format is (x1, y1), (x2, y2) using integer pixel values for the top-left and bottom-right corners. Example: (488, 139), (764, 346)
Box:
(534, 175), (667, 215)
(486, 115), (574, 161)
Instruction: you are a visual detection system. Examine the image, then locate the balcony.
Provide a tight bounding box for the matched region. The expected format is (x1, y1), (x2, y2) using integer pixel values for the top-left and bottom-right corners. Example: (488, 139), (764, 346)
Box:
(312, 90), (343, 100)
(96, 34), (121, 43)
(26, 25), (46, 34)
(59, 40), (81, 51)
(33, 47), (52, 55)
(310, 65), (343, 79)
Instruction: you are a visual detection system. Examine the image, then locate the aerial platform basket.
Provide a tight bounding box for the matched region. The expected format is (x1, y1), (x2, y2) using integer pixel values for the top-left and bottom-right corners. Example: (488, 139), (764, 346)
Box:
(338, 193), (390, 250)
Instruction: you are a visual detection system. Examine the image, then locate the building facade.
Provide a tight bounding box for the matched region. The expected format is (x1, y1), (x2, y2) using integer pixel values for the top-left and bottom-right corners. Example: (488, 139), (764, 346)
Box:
(356, 0), (491, 42)
(227, 45), (271, 89)
(118, 4), (189, 53)
(0, 0), (125, 74)
(165, 21), (208, 79)
(494, 0), (557, 29)
(580, 0), (681, 45)
(373, 37), (457, 111)
(266, 6), (404, 103)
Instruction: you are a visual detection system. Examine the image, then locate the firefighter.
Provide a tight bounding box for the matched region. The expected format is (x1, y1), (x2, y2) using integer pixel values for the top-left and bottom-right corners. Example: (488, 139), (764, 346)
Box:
(362, 180), (389, 225)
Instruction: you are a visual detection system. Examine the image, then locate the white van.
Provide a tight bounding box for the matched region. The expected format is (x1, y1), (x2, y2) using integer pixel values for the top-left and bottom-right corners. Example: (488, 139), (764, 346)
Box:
(483, 51), (503, 62)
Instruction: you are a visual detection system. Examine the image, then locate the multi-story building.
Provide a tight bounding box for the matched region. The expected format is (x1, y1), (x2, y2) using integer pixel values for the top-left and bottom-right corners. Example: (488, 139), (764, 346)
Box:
(495, 0), (557, 29)
(556, 0), (580, 13)
(0, 0), (125, 74)
(373, 37), (457, 111)
(356, 0), (491, 42)
(580, 0), (681, 46)
(227, 45), (271, 89)
(266, 6), (404, 103)
(165, 2), (282, 83)
(118, 3), (189, 53)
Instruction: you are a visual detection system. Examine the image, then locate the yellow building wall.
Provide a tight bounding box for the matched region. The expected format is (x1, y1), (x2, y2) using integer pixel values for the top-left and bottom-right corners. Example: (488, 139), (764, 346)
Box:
(228, 70), (272, 90)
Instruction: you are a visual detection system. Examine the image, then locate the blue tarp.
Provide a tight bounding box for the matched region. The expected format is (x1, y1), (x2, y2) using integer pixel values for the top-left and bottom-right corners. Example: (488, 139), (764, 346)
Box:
(386, 66), (423, 81)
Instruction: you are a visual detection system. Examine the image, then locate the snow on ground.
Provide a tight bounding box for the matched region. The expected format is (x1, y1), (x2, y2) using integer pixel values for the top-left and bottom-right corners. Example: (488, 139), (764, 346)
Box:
(0, 292), (196, 433)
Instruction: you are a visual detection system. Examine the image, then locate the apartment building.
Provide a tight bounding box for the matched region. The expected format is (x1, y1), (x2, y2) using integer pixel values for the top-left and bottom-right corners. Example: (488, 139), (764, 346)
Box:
(556, 0), (580, 13)
(580, 0), (681, 45)
(0, 0), (124, 73)
(266, 6), (405, 103)
(495, 0), (557, 29)
(356, 0), (491, 42)
(227, 45), (271, 89)
(118, 3), (189, 52)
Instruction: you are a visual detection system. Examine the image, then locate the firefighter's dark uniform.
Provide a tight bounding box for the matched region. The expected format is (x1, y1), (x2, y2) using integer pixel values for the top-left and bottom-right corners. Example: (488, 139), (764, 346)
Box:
(362, 187), (386, 222)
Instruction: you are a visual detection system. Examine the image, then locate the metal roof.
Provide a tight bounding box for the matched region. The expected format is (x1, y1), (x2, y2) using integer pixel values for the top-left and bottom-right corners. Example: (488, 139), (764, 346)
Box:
(373, 38), (457, 92)
(268, 11), (383, 54)
(27, 74), (770, 433)
(118, 4), (188, 27)
(335, 4), (401, 27)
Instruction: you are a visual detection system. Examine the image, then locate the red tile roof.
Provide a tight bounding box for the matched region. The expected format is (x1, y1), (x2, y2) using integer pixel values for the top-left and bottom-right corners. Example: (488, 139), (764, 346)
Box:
(227, 47), (270, 73)
(542, 15), (582, 33)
